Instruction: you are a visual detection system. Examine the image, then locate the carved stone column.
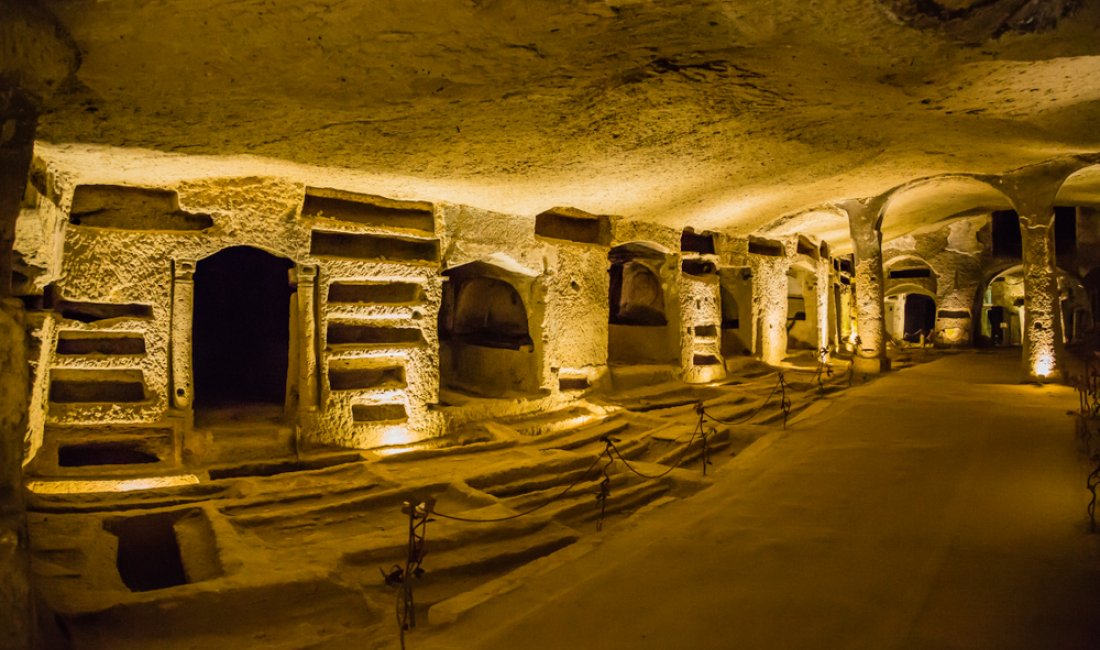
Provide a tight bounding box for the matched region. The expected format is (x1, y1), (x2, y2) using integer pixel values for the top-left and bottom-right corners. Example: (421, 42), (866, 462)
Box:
(840, 197), (889, 374)
(986, 159), (1088, 382)
(170, 259), (195, 409)
(295, 264), (320, 412)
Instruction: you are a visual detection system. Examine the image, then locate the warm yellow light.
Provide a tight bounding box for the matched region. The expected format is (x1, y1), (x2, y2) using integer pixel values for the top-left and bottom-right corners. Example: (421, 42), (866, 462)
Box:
(27, 474), (201, 494)
(1033, 353), (1054, 378)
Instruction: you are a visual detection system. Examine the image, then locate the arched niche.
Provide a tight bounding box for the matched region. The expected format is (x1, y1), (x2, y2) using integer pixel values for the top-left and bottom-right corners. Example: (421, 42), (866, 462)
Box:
(884, 287), (937, 344)
(438, 255), (540, 396)
(608, 242), (678, 364)
(718, 267), (752, 356)
(786, 260), (819, 351)
(973, 265), (1090, 348)
(885, 255), (938, 297)
(192, 245), (295, 422)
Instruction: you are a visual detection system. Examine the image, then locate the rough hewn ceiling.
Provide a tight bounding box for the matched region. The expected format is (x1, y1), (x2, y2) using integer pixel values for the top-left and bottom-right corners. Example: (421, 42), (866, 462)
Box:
(33, 0), (1100, 244)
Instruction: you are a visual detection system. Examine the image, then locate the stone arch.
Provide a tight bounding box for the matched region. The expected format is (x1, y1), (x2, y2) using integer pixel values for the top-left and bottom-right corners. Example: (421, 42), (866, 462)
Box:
(970, 264), (1089, 347)
(877, 175), (1013, 241)
(438, 255), (540, 396)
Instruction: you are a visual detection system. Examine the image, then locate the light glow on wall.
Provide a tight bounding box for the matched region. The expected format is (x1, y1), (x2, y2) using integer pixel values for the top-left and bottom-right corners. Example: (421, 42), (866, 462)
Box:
(1032, 351), (1055, 379)
(27, 474), (201, 494)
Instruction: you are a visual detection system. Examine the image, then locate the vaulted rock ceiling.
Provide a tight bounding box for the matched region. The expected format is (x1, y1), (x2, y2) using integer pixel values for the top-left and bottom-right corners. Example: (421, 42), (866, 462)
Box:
(31, 0), (1100, 246)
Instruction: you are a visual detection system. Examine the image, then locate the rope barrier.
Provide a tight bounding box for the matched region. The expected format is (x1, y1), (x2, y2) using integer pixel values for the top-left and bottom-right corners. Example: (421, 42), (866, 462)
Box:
(700, 372), (784, 426)
(1088, 457), (1100, 534)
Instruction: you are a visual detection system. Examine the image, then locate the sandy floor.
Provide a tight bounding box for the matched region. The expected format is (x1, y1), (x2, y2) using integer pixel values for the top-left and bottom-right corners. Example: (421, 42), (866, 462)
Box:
(418, 349), (1100, 650)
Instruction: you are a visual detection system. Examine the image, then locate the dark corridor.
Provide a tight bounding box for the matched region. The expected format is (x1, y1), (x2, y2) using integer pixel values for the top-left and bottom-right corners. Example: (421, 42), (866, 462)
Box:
(903, 294), (936, 342)
(192, 247), (293, 410)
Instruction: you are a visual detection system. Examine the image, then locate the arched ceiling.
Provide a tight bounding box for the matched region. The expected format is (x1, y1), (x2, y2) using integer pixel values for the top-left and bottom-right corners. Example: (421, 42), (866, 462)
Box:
(31, 0), (1100, 236)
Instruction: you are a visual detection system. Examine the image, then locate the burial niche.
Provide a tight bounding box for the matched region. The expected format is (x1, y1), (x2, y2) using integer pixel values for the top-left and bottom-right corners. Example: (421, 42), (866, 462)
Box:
(192, 246), (294, 414)
(608, 243), (677, 364)
(439, 258), (538, 396)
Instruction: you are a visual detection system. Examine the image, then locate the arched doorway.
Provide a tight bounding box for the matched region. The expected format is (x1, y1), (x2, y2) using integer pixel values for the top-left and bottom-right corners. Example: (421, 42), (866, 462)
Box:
(193, 246), (294, 417)
(903, 294), (936, 342)
(438, 257), (539, 396)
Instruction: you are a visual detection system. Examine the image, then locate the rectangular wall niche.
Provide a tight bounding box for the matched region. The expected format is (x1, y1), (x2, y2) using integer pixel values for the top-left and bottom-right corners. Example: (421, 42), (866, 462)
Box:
(58, 440), (159, 467)
(49, 369), (146, 403)
(56, 331), (146, 355)
(352, 403), (408, 423)
(105, 509), (222, 592)
(69, 185), (213, 231)
(888, 268), (932, 279)
(302, 187), (435, 234)
(748, 238), (784, 257)
(938, 309), (970, 319)
(328, 281), (424, 305)
(326, 322), (424, 347)
(310, 231), (440, 264)
(327, 360), (407, 391)
(47, 292), (154, 323)
(534, 208), (611, 245)
(681, 230), (716, 254)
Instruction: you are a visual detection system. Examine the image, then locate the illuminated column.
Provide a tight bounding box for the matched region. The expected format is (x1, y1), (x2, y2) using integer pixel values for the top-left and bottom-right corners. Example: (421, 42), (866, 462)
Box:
(170, 259), (195, 409)
(751, 252), (788, 366)
(815, 257), (830, 357)
(987, 160), (1087, 382)
(841, 198), (889, 374)
(295, 264), (320, 412)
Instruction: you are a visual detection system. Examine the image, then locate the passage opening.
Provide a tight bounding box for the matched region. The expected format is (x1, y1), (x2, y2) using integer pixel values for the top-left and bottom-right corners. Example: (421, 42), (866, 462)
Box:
(193, 247), (293, 412)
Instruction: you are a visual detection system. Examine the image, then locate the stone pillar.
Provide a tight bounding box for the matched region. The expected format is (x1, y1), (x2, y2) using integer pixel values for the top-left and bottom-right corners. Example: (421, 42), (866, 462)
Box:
(170, 259), (195, 409)
(295, 264), (320, 412)
(840, 198), (889, 374)
(815, 257), (831, 357)
(751, 252), (788, 366)
(680, 265), (725, 383)
(986, 159), (1090, 382)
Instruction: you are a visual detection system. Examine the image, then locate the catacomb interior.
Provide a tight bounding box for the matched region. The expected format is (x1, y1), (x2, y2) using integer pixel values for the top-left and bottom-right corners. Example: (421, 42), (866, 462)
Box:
(4, 1), (1100, 648)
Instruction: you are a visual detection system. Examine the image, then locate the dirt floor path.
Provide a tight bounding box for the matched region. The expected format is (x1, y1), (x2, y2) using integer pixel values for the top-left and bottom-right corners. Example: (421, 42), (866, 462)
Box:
(417, 350), (1100, 650)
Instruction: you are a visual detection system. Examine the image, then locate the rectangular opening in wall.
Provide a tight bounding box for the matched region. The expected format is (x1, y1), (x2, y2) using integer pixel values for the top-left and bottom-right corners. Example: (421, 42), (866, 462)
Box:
(840, 275), (851, 286)
(328, 281), (424, 305)
(49, 369), (146, 403)
(58, 440), (160, 467)
(49, 296), (154, 324)
(694, 324), (718, 338)
(56, 331), (146, 356)
(693, 354), (722, 366)
(105, 511), (188, 592)
(797, 237), (818, 259)
(681, 230), (716, 254)
(681, 259), (716, 276)
(352, 403), (408, 423)
(310, 231), (439, 264)
(888, 268), (932, 279)
(838, 258), (853, 274)
(938, 309), (970, 319)
(558, 375), (591, 391)
(1055, 206), (1077, 257)
(328, 360), (407, 391)
(69, 185), (213, 231)
(302, 187), (435, 234)
(991, 210), (1022, 258)
(327, 323), (424, 347)
(535, 209), (610, 245)
(748, 238), (784, 257)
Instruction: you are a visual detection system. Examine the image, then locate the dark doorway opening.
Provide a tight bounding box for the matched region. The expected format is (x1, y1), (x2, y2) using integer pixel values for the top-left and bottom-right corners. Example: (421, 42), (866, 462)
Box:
(903, 294), (936, 342)
(193, 247), (293, 413)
